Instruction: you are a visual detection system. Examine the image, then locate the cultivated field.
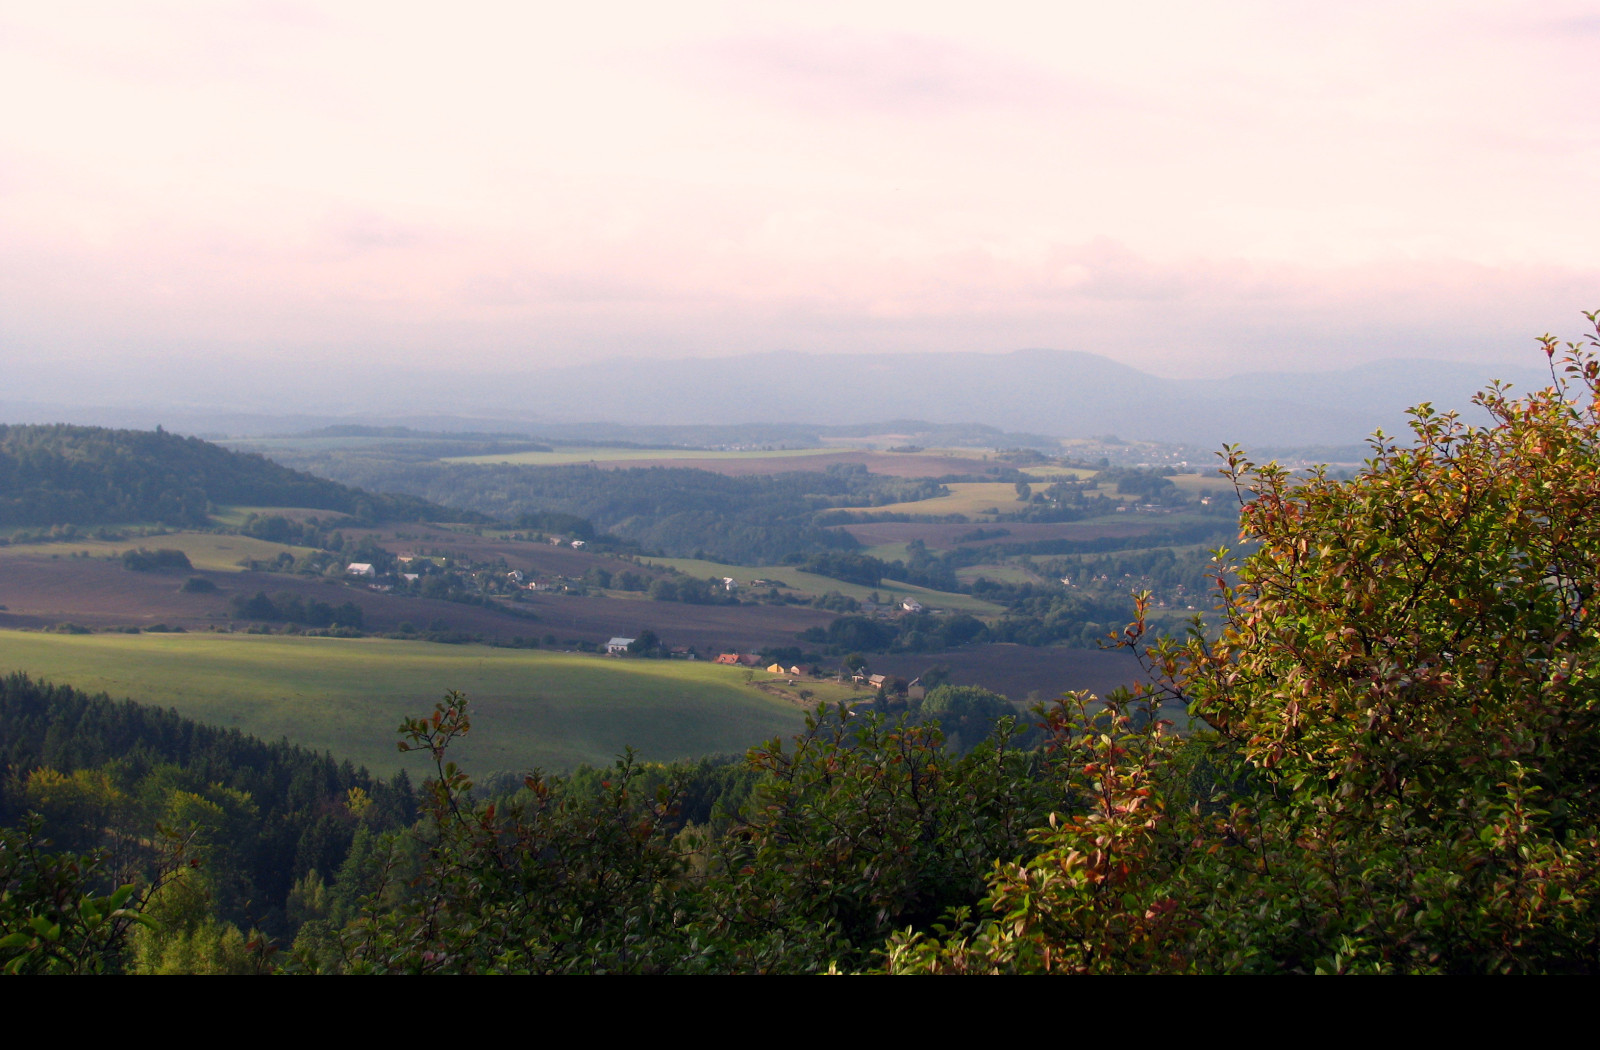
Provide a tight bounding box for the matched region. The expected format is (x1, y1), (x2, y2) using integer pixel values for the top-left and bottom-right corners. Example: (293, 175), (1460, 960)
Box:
(1167, 472), (1239, 496)
(832, 519), (1162, 551)
(210, 505), (354, 527)
(866, 482), (1028, 518)
(1015, 465), (1098, 479)
(439, 446), (1018, 478)
(0, 551), (837, 654)
(954, 563), (1051, 586)
(0, 631), (831, 775)
(0, 531), (315, 572)
(442, 446), (842, 466)
(639, 556), (1006, 617)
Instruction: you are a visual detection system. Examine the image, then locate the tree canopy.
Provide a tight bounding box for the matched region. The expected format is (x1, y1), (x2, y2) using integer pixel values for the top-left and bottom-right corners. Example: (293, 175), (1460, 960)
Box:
(0, 424), (456, 527)
(888, 314), (1600, 973)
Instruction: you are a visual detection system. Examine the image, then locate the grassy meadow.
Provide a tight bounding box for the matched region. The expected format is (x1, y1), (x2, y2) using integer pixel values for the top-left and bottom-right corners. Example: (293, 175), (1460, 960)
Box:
(869, 482), (1029, 519)
(0, 531), (315, 572)
(0, 631), (829, 775)
(209, 505), (352, 527)
(639, 556), (1005, 616)
(441, 446), (846, 466)
(1015, 465), (1098, 479)
(1167, 472), (1239, 496)
(955, 563), (1050, 586)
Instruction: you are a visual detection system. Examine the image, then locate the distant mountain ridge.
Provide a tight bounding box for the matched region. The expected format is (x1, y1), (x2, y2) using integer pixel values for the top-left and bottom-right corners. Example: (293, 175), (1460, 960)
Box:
(521, 350), (1550, 447)
(3, 349), (1550, 448)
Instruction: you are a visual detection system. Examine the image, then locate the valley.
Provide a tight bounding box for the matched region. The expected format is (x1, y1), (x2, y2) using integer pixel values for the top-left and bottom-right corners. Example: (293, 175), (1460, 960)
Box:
(0, 421), (1217, 776)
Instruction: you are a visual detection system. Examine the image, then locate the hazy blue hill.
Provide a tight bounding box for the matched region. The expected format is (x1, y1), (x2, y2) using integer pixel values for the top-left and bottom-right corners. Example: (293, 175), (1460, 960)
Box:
(519, 350), (1548, 447)
(4, 350), (1550, 450)
(0, 423), (459, 527)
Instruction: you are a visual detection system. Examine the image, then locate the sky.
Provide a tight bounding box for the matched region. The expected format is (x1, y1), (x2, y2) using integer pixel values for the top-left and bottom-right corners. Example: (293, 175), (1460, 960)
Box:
(2, 0), (1597, 399)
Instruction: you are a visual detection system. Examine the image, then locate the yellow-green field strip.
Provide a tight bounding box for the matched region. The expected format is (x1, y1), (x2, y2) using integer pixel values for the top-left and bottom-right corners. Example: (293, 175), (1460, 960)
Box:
(441, 446), (851, 466)
(639, 557), (1005, 616)
(0, 532), (315, 572)
(0, 631), (833, 775)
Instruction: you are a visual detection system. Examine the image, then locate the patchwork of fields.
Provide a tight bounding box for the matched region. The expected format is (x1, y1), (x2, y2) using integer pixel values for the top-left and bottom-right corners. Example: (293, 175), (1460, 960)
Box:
(440, 446), (1015, 478)
(1, 426), (1220, 778)
(0, 548), (837, 654)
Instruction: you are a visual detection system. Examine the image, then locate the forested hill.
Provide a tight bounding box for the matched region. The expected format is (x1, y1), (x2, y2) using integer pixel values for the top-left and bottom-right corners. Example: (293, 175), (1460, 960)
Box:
(0, 672), (417, 937)
(0, 424), (462, 527)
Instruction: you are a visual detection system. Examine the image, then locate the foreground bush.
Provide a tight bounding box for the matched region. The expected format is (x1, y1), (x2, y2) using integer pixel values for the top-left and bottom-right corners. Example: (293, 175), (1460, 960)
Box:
(887, 314), (1600, 973)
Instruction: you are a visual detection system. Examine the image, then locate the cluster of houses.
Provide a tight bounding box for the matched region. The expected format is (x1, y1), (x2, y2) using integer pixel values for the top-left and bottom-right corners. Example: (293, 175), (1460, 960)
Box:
(710, 652), (808, 675)
(604, 637), (698, 659)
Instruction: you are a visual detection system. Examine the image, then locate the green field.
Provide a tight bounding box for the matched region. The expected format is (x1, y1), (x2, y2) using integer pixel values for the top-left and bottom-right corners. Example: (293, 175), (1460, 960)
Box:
(955, 563), (1049, 586)
(1015, 465), (1097, 479)
(1167, 472), (1238, 496)
(857, 541), (915, 563)
(0, 631), (821, 775)
(210, 505), (351, 527)
(441, 446), (846, 466)
(0, 531), (315, 572)
(870, 482), (1024, 518)
(639, 557), (1005, 616)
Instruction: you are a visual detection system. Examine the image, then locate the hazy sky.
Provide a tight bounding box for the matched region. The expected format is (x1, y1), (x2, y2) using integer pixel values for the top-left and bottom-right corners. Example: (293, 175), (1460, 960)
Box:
(3, 1), (1597, 388)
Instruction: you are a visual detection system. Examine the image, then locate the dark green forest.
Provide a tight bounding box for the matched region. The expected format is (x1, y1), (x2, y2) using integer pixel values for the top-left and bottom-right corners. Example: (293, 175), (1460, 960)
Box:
(0, 673), (417, 963)
(0, 424), (458, 528)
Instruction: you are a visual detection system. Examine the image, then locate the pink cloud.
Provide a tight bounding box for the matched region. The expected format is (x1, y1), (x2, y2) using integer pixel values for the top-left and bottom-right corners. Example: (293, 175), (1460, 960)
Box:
(679, 29), (1092, 117)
